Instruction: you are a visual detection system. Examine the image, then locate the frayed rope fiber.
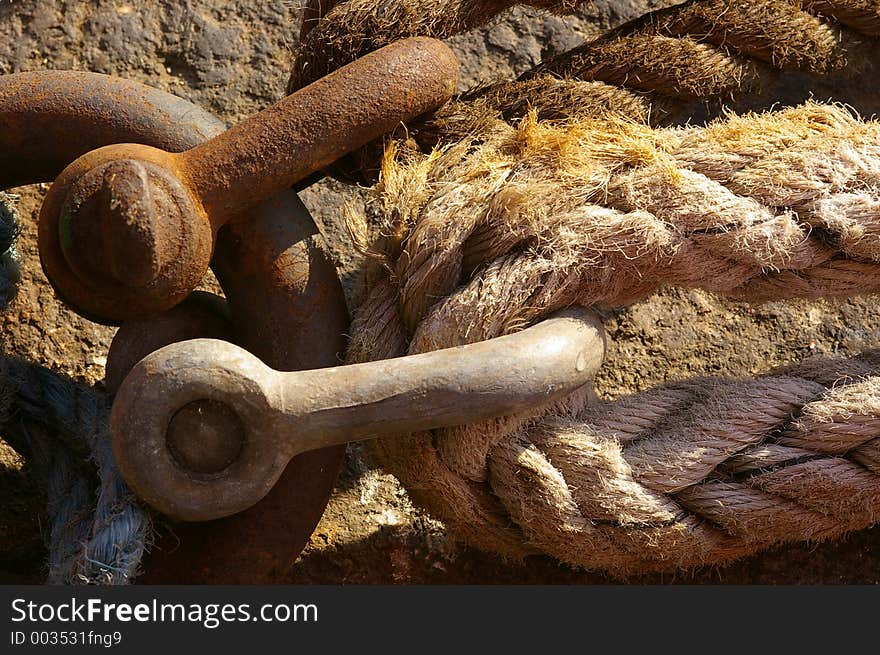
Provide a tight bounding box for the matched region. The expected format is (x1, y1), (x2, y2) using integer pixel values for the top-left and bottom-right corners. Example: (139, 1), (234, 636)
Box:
(343, 100), (880, 573)
(0, 198), (149, 584)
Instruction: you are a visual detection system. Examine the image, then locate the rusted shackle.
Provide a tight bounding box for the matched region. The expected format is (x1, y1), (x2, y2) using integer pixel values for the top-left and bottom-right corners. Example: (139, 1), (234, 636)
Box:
(111, 308), (607, 521)
(37, 37), (458, 323)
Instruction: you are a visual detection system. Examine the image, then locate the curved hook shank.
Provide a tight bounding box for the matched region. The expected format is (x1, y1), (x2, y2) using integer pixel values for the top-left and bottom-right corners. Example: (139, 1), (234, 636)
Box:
(0, 69), (349, 580)
(286, 308), (606, 448)
(111, 308), (606, 521)
(31, 39), (458, 324)
(0, 70), (225, 189)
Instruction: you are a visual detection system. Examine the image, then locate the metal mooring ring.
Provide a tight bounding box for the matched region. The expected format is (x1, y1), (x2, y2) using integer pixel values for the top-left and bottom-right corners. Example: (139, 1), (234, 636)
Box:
(110, 308), (606, 522)
(0, 71), (349, 583)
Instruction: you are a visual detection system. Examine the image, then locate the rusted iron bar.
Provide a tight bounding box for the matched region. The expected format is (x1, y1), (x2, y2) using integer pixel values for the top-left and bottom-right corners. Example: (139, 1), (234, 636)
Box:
(145, 188), (349, 584)
(106, 192), (349, 583)
(0, 71), (225, 189)
(110, 308), (607, 522)
(0, 69), (349, 582)
(37, 37), (458, 323)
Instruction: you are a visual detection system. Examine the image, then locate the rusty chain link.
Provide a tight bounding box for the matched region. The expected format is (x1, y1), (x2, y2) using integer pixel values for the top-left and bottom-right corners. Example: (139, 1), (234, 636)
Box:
(0, 35), (614, 581)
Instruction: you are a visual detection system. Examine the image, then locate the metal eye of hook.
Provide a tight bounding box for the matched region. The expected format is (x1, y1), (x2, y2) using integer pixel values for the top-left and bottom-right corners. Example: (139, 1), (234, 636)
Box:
(111, 307), (607, 522)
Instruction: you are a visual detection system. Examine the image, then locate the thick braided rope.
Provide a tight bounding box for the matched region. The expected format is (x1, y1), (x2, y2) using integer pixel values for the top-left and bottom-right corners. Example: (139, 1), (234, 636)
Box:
(528, 0), (871, 98)
(0, 202), (149, 584)
(291, 0), (880, 185)
(344, 102), (880, 571)
(492, 358), (880, 572)
(292, 0), (880, 133)
(439, 0), (880, 140)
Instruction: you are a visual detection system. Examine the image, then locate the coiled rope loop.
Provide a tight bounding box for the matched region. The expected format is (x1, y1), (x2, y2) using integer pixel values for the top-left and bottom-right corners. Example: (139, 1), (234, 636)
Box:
(297, 0), (880, 571)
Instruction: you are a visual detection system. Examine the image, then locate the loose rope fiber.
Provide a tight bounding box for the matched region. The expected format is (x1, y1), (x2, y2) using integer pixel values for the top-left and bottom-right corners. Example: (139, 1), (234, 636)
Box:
(0, 194), (19, 309)
(0, 199), (149, 584)
(344, 100), (880, 572)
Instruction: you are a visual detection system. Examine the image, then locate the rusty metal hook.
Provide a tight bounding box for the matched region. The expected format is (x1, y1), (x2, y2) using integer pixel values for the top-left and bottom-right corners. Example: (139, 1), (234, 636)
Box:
(110, 308), (606, 521)
(35, 37), (458, 324)
(0, 68), (350, 582)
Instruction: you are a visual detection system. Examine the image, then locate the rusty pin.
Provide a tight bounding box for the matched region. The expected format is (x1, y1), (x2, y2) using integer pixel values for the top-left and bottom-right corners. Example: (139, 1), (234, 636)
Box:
(37, 38), (458, 323)
(110, 308), (606, 521)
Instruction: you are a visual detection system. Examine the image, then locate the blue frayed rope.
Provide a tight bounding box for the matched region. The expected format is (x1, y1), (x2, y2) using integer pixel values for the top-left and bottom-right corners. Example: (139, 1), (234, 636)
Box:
(0, 196), (149, 584)
(0, 194), (20, 310)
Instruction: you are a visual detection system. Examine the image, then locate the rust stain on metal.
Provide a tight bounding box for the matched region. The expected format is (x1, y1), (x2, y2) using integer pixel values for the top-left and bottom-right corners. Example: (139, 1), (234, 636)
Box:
(118, 190), (349, 585)
(0, 70), (224, 188)
(0, 72), (350, 583)
(182, 37), (459, 220)
(32, 37), (458, 324)
(104, 291), (233, 393)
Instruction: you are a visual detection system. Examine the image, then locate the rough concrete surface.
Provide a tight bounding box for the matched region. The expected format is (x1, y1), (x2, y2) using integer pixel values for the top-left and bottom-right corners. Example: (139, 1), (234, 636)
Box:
(1, 0), (879, 584)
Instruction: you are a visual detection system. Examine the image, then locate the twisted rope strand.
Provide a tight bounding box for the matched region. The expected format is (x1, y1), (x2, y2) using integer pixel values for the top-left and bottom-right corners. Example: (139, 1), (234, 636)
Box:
(0, 194), (19, 311)
(439, 0), (879, 149)
(530, 0), (869, 95)
(346, 101), (880, 571)
(806, 0), (880, 34)
(0, 357), (151, 584)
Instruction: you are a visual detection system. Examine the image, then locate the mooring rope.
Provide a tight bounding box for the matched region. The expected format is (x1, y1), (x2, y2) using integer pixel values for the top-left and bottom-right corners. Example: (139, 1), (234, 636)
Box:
(300, 0), (880, 572)
(292, 0), (880, 138)
(6, 0), (880, 583)
(344, 103), (880, 571)
(0, 198), (149, 584)
(0, 195), (19, 310)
